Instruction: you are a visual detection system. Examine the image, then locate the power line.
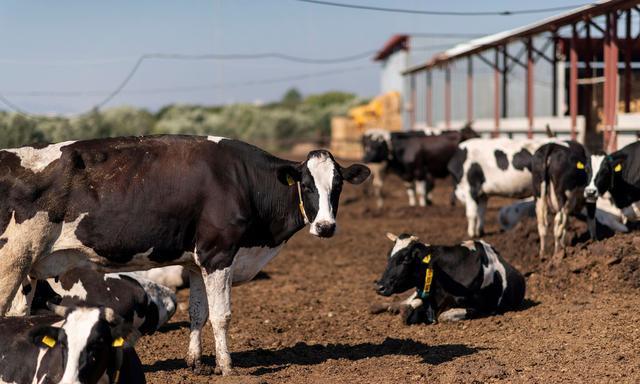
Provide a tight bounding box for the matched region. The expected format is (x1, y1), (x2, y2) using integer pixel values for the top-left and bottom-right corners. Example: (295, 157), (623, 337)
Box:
(293, 0), (589, 16)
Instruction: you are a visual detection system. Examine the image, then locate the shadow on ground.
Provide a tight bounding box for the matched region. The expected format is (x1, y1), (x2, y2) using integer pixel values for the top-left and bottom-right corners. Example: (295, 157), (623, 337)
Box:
(143, 337), (480, 375)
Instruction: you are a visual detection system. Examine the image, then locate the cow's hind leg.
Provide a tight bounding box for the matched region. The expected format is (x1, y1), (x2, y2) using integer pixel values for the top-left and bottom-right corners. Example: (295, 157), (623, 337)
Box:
(186, 267), (210, 374)
(476, 196), (488, 236)
(535, 195), (549, 258)
(553, 206), (569, 257)
(202, 265), (234, 375)
(465, 195), (479, 238)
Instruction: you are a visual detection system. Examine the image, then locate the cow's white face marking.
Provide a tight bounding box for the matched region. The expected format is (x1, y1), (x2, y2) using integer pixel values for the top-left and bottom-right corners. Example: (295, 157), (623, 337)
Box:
(59, 307), (101, 384)
(207, 136), (227, 143)
(5, 141), (75, 173)
(585, 154), (604, 200)
(307, 154), (337, 236)
(479, 241), (508, 306)
(390, 237), (414, 258)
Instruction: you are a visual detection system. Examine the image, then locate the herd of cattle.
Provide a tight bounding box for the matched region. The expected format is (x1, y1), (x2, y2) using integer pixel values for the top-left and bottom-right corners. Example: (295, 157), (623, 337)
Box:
(0, 130), (637, 383)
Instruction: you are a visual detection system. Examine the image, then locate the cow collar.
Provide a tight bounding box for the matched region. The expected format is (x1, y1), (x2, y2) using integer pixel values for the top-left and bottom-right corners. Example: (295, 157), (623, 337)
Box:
(417, 253), (434, 300)
(287, 176), (309, 224)
(108, 337), (125, 384)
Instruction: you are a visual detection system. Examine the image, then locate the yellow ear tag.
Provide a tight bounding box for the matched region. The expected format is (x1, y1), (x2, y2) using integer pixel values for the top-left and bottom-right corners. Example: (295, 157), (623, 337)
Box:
(112, 337), (125, 348)
(42, 335), (56, 348)
(286, 174), (294, 186)
(576, 161), (584, 170)
(614, 163), (622, 172)
(422, 254), (431, 264)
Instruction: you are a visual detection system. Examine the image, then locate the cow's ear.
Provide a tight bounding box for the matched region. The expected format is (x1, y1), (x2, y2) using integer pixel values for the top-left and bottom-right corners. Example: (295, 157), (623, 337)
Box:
(29, 325), (60, 349)
(386, 232), (398, 242)
(341, 164), (371, 185)
(276, 164), (302, 186)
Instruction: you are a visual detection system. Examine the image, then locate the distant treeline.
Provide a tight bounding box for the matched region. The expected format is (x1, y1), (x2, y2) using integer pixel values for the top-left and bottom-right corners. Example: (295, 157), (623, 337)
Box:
(0, 89), (366, 150)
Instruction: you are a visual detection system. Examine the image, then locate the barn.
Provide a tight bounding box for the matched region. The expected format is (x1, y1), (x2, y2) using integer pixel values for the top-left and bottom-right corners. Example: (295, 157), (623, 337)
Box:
(378, 0), (640, 151)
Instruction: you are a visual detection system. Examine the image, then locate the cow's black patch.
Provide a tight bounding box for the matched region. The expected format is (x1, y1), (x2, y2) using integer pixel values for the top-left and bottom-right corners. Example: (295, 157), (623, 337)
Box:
(512, 149), (533, 171)
(447, 148), (468, 184)
(467, 162), (485, 201)
(494, 150), (509, 170)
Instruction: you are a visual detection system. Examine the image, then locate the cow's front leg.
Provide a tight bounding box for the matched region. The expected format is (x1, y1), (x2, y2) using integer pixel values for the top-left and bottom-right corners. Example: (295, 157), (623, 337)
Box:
(404, 182), (416, 207)
(186, 267), (209, 374)
(202, 264), (234, 376)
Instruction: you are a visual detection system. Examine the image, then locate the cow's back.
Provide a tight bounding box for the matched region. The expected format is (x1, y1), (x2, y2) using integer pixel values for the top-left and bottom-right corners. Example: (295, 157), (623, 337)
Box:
(459, 138), (555, 197)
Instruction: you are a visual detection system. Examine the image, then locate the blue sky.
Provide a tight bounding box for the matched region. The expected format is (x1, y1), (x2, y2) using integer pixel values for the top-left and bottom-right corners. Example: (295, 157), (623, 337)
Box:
(0, 0), (585, 114)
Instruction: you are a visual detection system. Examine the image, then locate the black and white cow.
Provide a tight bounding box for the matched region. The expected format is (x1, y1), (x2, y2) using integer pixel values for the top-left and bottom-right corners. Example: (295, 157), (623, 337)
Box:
(362, 127), (478, 208)
(373, 233), (525, 324)
(9, 268), (177, 344)
(531, 142), (595, 257)
(0, 135), (370, 375)
(0, 305), (144, 384)
(584, 141), (640, 212)
(448, 137), (558, 237)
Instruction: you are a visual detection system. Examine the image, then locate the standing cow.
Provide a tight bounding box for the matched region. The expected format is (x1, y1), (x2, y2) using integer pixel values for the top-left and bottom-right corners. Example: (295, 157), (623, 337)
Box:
(362, 126), (478, 208)
(0, 135), (370, 375)
(531, 142), (595, 257)
(584, 141), (640, 212)
(373, 233), (525, 324)
(448, 137), (557, 237)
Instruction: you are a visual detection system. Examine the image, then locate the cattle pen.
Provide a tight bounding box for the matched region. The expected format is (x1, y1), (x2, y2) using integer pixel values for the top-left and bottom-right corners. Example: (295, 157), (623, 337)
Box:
(399, 0), (640, 151)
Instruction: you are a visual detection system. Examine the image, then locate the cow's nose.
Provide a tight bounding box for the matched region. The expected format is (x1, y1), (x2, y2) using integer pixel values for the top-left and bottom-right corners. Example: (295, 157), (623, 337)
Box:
(313, 221), (336, 237)
(584, 188), (598, 201)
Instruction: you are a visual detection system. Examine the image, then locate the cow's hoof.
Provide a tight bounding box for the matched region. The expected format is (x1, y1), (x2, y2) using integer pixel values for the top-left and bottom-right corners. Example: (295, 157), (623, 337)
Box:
(214, 366), (236, 376)
(192, 362), (213, 376)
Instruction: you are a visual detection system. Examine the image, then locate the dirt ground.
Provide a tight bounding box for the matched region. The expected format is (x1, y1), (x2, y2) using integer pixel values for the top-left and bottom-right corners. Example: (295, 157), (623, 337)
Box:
(136, 174), (640, 384)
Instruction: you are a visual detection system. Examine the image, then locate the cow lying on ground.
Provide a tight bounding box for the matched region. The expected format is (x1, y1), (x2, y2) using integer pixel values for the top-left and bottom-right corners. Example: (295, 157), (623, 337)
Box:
(448, 137), (557, 237)
(372, 233), (525, 324)
(0, 305), (145, 384)
(362, 126), (478, 208)
(9, 268), (177, 344)
(531, 142), (595, 257)
(0, 135), (370, 375)
(498, 196), (634, 234)
(584, 141), (640, 214)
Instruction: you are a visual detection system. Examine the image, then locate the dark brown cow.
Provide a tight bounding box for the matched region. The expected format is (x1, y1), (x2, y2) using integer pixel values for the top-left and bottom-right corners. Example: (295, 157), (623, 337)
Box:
(0, 135), (370, 375)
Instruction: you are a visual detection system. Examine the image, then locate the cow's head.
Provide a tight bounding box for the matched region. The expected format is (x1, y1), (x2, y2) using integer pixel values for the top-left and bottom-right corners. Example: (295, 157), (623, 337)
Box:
(277, 150), (370, 237)
(584, 153), (626, 203)
(31, 305), (131, 384)
(361, 130), (391, 163)
(375, 232), (422, 296)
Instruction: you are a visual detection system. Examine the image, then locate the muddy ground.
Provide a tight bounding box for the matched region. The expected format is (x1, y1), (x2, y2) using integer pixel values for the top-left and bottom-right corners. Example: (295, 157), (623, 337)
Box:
(136, 174), (640, 383)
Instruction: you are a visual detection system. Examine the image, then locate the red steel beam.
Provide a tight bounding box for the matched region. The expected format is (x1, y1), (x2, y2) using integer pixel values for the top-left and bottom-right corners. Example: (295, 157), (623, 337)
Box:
(445, 66), (452, 129)
(604, 14), (610, 141)
(494, 48), (500, 136)
(570, 24), (578, 141)
(624, 9), (632, 113)
(467, 56), (473, 124)
(609, 12), (619, 151)
(526, 38), (534, 138)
